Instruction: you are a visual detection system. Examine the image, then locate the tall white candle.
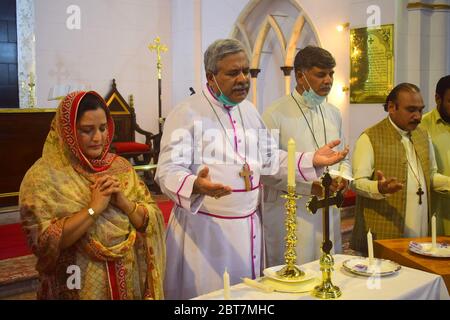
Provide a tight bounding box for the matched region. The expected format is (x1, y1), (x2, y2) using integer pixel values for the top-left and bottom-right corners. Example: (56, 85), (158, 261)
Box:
(287, 138), (296, 188)
(432, 214), (437, 249)
(367, 229), (374, 265)
(223, 268), (230, 300)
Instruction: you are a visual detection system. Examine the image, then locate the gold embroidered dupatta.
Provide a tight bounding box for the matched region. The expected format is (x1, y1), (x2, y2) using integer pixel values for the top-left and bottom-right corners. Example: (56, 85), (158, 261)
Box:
(19, 92), (165, 299)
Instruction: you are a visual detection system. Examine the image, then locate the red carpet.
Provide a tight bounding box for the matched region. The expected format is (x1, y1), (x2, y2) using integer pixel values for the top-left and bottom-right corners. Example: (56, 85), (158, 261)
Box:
(0, 200), (174, 261)
(157, 200), (174, 224)
(342, 190), (356, 207)
(0, 223), (32, 260)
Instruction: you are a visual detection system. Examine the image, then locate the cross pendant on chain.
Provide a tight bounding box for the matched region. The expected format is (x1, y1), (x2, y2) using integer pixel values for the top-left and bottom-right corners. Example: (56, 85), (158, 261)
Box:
(417, 187), (424, 205)
(239, 163), (253, 191)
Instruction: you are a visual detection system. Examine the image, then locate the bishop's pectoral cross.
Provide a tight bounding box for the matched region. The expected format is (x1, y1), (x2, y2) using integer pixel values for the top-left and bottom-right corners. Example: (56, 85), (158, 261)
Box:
(417, 187), (424, 205)
(239, 163), (253, 191)
(307, 171), (345, 254)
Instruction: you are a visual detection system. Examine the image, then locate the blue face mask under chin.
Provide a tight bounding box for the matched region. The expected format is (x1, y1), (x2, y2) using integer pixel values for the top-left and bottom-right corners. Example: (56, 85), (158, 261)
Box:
(212, 76), (239, 107)
(302, 74), (327, 106)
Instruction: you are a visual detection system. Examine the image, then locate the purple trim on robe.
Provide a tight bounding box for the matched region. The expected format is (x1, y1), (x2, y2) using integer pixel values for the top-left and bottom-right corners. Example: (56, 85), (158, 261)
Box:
(197, 209), (257, 220)
(250, 214), (256, 279)
(227, 111), (239, 152)
(176, 174), (193, 207)
(232, 183), (260, 193)
(226, 110), (254, 189)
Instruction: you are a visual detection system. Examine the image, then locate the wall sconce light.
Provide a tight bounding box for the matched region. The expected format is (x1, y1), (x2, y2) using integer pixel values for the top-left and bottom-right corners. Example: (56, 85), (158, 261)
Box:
(336, 22), (350, 32)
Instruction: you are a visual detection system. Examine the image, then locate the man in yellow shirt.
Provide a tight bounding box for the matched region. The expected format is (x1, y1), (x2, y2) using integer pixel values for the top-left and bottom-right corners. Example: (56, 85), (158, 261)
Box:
(420, 75), (450, 235)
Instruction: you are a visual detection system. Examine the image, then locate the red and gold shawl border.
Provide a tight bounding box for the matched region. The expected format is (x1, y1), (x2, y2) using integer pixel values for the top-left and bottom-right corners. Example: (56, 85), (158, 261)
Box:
(58, 91), (117, 172)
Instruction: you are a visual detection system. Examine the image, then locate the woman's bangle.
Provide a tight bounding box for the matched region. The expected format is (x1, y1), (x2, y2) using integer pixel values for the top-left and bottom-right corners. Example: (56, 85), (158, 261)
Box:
(127, 202), (139, 216)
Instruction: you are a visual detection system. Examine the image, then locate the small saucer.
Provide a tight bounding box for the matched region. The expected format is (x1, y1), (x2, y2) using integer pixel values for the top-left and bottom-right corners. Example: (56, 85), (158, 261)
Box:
(409, 241), (450, 258)
(263, 265), (318, 283)
(342, 257), (401, 277)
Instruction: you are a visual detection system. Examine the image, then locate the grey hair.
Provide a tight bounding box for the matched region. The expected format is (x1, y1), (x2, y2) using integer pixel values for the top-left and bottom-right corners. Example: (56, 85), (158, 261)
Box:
(204, 39), (249, 74)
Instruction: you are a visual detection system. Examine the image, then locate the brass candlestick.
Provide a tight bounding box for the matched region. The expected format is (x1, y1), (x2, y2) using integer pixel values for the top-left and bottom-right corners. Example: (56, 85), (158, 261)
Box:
(277, 185), (304, 279)
(307, 171), (344, 299)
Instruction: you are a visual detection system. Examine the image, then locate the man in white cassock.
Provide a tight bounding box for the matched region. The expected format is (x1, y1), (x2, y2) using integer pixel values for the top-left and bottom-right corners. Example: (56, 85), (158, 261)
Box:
(155, 39), (349, 299)
(262, 46), (351, 267)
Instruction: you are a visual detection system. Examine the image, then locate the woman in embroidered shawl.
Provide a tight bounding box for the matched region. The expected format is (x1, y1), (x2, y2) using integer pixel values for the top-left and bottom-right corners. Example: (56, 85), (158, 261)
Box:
(19, 91), (165, 300)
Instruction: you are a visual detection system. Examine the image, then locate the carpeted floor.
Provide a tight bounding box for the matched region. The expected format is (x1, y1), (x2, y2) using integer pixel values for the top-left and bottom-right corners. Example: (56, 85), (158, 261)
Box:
(0, 255), (37, 286)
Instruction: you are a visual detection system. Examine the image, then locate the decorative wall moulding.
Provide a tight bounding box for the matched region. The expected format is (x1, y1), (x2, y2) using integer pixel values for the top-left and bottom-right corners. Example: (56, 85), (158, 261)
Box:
(407, 2), (450, 11)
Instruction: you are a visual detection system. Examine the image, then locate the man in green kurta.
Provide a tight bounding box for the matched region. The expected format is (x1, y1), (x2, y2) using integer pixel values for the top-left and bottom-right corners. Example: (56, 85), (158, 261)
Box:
(420, 75), (450, 236)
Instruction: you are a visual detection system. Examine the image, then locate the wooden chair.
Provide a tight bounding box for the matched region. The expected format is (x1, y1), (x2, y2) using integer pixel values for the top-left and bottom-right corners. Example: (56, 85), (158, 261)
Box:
(104, 79), (161, 190)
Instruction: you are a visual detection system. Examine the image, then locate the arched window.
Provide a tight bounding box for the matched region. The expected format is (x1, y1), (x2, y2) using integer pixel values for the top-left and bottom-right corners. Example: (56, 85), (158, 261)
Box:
(230, 0), (320, 111)
(0, 0), (19, 108)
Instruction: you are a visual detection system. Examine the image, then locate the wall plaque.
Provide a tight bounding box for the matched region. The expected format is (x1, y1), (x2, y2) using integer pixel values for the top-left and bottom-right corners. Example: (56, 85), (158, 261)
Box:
(350, 24), (394, 104)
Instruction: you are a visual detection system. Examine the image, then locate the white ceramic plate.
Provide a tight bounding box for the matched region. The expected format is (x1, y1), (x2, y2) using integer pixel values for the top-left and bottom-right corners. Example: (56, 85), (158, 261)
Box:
(342, 257), (401, 277)
(260, 277), (320, 293)
(263, 265), (317, 283)
(408, 241), (450, 258)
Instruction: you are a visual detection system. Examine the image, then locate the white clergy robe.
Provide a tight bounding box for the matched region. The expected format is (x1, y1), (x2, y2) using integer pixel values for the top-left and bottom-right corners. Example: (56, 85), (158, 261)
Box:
(156, 85), (321, 299)
(262, 89), (351, 267)
(353, 116), (450, 237)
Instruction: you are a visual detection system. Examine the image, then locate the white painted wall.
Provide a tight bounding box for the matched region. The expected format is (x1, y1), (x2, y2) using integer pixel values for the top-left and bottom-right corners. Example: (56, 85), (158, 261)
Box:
(170, 0), (394, 155)
(295, 0), (352, 149)
(30, 0), (448, 149)
(34, 0), (172, 138)
(425, 3), (450, 109)
(398, 0), (450, 111)
(170, 0), (202, 104)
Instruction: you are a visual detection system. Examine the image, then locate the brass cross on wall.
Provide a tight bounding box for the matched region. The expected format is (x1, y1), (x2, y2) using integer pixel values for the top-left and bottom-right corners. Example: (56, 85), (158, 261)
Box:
(306, 171), (345, 254)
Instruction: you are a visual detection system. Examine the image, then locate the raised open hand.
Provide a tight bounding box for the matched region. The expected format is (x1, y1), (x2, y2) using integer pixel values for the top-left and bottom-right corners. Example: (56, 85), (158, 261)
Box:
(192, 166), (233, 199)
(376, 170), (404, 194)
(313, 140), (349, 167)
